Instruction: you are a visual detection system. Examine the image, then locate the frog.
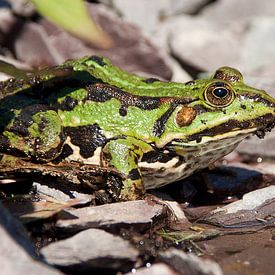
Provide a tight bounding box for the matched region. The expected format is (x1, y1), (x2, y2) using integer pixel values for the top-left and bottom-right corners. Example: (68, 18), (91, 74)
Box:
(0, 55), (274, 201)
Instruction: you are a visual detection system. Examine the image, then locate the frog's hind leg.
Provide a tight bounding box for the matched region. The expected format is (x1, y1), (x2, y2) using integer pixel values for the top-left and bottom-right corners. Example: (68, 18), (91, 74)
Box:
(102, 137), (152, 201)
(0, 104), (65, 162)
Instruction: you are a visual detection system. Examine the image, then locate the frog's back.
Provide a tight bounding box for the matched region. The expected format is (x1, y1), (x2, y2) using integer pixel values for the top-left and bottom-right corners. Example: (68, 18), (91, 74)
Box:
(63, 56), (201, 98)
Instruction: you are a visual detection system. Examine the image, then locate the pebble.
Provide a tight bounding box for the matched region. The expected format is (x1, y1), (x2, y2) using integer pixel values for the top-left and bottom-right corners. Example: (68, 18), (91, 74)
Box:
(41, 228), (139, 272)
(56, 200), (166, 233)
(124, 262), (179, 275)
(159, 248), (223, 275)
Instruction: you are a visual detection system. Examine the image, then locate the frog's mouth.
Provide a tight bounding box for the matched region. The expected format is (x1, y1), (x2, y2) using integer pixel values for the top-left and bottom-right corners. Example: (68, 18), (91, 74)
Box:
(255, 119), (275, 138)
(179, 112), (275, 145)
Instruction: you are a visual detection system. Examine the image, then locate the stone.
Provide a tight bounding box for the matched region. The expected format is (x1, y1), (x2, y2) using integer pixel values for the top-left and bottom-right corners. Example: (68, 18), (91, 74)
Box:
(0, 202), (61, 275)
(14, 22), (63, 67)
(0, 7), (16, 35)
(202, 186), (275, 228)
(98, 0), (210, 34)
(41, 228), (139, 272)
(202, 0), (275, 23)
(213, 185), (275, 214)
(159, 248), (223, 275)
(239, 18), (275, 74)
(161, 200), (192, 230)
(156, 16), (241, 72)
(56, 200), (166, 233)
(237, 131), (275, 159)
(126, 263), (179, 275)
(155, 3), (275, 75)
(33, 182), (94, 205)
(163, 54), (192, 82)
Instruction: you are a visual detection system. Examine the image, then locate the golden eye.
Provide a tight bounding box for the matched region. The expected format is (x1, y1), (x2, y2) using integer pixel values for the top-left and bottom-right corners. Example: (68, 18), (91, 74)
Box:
(204, 82), (235, 108)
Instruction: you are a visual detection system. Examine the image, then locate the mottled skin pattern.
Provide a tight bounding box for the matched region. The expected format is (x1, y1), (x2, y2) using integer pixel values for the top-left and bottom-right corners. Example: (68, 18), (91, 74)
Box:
(0, 56), (275, 200)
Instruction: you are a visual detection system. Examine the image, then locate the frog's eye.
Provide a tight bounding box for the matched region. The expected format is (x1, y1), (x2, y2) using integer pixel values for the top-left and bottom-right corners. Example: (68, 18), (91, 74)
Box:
(204, 82), (235, 108)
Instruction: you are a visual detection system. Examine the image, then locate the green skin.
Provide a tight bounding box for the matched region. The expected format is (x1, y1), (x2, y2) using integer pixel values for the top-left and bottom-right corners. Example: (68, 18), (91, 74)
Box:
(0, 56), (275, 200)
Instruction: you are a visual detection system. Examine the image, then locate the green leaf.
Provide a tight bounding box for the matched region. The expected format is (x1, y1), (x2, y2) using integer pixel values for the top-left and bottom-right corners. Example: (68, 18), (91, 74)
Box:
(30, 0), (113, 48)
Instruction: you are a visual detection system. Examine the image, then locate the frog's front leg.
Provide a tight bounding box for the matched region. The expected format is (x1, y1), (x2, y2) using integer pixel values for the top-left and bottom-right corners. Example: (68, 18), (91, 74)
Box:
(0, 105), (65, 162)
(102, 137), (152, 201)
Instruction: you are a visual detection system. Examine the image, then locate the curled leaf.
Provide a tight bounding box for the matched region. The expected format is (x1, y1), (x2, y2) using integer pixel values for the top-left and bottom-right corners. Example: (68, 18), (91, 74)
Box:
(30, 0), (113, 49)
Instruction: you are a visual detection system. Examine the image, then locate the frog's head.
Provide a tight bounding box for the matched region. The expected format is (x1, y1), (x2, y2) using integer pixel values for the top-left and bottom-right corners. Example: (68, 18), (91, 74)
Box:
(159, 67), (275, 150)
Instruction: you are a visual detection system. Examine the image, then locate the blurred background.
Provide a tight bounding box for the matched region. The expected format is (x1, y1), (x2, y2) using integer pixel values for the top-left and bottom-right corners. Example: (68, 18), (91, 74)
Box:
(0, 0), (274, 159)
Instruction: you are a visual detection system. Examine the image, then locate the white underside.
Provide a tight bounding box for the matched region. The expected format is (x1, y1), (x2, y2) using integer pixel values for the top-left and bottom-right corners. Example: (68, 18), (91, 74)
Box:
(64, 131), (252, 190)
(142, 133), (250, 189)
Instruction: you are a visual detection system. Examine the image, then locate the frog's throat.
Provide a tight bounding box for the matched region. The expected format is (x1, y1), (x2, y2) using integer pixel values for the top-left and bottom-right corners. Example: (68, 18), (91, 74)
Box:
(156, 128), (257, 148)
(165, 128), (255, 148)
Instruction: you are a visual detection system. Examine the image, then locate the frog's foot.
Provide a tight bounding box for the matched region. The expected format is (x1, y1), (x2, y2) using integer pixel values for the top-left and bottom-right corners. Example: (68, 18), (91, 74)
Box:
(119, 178), (145, 201)
(1, 105), (65, 162)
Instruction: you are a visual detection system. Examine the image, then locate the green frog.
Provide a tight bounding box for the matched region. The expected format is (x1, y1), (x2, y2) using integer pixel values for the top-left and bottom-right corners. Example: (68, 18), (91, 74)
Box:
(0, 56), (274, 200)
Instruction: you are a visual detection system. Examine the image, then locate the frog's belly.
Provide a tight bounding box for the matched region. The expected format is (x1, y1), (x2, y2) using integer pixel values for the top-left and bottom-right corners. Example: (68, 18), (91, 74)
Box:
(64, 136), (245, 190)
(140, 139), (242, 190)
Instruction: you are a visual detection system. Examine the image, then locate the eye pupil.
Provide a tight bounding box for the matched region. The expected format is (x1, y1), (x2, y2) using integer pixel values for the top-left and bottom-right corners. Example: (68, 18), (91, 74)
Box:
(213, 87), (228, 98)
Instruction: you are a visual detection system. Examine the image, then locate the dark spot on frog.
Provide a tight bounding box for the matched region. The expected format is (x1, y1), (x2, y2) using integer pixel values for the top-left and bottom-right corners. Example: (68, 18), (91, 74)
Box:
(152, 103), (177, 137)
(133, 144), (140, 152)
(143, 78), (160, 84)
(52, 144), (74, 163)
(65, 124), (107, 158)
(102, 150), (112, 163)
(59, 96), (78, 111)
(10, 104), (51, 137)
(128, 168), (141, 180)
(241, 104), (246, 109)
(90, 56), (106, 66)
(38, 117), (48, 132)
(86, 84), (113, 102)
(119, 106), (127, 116)
(141, 150), (174, 163)
(200, 119), (207, 125)
(86, 83), (163, 110)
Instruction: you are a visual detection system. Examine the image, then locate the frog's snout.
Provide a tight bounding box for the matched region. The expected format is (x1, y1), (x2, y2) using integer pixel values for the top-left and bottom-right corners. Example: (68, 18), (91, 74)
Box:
(255, 109), (275, 138)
